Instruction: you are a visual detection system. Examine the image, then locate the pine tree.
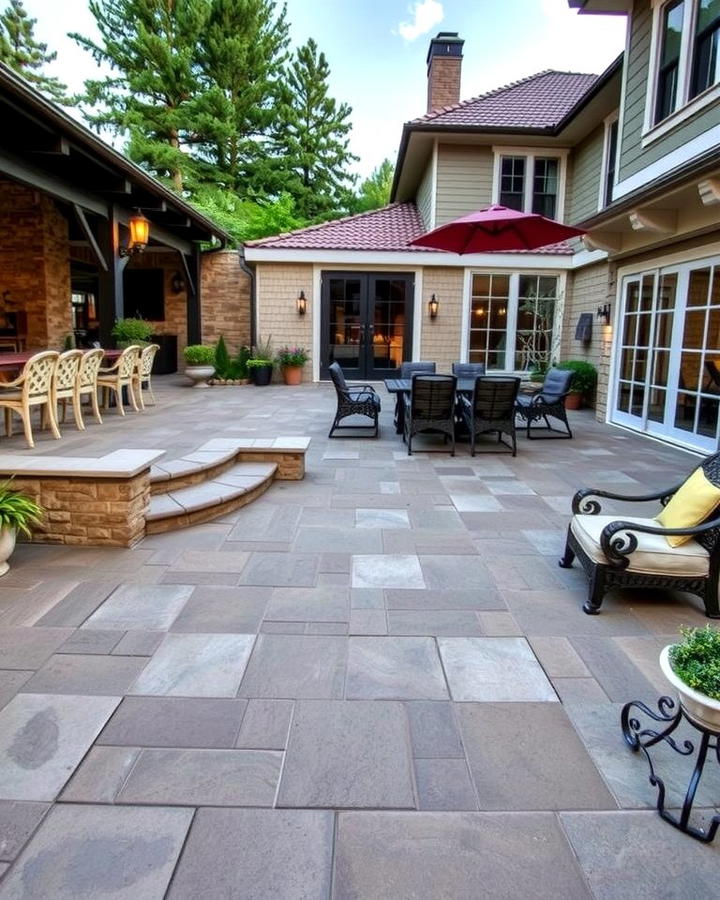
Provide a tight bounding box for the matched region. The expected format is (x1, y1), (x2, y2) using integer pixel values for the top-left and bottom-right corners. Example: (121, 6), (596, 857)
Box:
(349, 159), (395, 213)
(0, 0), (68, 102)
(274, 38), (357, 219)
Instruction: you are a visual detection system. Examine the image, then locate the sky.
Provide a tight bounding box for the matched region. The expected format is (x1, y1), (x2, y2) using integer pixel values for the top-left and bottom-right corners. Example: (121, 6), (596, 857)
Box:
(23, 0), (627, 182)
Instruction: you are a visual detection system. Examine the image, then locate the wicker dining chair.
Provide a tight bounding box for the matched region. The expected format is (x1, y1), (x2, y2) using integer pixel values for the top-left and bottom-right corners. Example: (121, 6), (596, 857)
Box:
(135, 343), (160, 410)
(77, 348), (105, 427)
(403, 373), (457, 455)
(458, 376), (521, 456)
(51, 349), (84, 432)
(0, 350), (60, 448)
(97, 345), (141, 415)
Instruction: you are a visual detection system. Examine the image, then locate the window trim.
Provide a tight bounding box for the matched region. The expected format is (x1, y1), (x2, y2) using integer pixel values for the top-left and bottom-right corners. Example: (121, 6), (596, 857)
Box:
(491, 147), (569, 221)
(598, 109), (620, 210)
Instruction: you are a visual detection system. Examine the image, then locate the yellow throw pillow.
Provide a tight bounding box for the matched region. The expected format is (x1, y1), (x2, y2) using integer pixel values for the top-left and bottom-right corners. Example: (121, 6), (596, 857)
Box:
(656, 466), (720, 547)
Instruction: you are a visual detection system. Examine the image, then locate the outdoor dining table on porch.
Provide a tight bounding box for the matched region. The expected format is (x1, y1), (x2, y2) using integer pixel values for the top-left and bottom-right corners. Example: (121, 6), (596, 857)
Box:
(0, 348), (122, 374)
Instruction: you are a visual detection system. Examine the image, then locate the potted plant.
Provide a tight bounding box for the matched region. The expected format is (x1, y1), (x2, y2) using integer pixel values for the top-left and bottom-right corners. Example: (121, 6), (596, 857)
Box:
(248, 335), (274, 386)
(660, 626), (720, 731)
(183, 344), (216, 388)
(557, 360), (597, 410)
(111, 316), (154, 349)
(276, 346), (309, 385)
(0, 482), (43, 576)
(212, 337), (251, 385)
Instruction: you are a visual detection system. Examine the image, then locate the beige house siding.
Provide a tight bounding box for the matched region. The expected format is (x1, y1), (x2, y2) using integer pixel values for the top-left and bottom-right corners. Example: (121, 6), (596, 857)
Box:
(255, 262), (313, 380)
(419, 267), (464, 373)
(435, 145), (494, 224)
(416, 159), (434, 230)
(568, 126), (604, 224)
(561, 260), (613, 416)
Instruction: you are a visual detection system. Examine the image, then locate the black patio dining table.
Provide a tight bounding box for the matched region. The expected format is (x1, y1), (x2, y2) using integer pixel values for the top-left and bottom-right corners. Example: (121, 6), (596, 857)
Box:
(384, 377), (476, 435)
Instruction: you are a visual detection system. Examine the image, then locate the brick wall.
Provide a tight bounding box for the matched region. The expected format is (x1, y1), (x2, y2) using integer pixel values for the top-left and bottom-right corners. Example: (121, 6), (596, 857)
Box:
(200, 250), (252, 355)
(0, 180), (72, 348)
(427, 57), (462, 113)
(256, 262), (313, 379)
(420, 268), (464, 372)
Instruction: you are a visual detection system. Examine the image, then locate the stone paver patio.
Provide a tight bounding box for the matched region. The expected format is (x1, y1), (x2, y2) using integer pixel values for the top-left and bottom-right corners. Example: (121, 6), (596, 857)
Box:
(0, 375), (718, 897)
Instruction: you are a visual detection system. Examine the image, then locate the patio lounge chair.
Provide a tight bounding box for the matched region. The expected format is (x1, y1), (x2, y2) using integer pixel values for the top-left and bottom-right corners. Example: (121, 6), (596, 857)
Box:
(458, 375), (520, 456)
(328, 361), (381, 438)
(559, 451), (720, 618)
(0, 350), (60, 448)
(515, 367), (574, 439)
(403, 373), (456, 455)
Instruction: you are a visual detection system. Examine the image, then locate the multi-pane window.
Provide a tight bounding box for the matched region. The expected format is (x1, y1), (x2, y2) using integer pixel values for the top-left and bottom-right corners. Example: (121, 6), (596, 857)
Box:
(469, 275), (510, 370)
(498, 155), (561, 218)
(656, 0), (685, 123)
(603, 118), (619, 207)
(691, 0), (720, 98)
(515, 276), (558, 370)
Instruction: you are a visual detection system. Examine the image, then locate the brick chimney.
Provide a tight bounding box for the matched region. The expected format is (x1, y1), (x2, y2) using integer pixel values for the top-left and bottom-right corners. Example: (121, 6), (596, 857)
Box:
(426, 32), (464, 114)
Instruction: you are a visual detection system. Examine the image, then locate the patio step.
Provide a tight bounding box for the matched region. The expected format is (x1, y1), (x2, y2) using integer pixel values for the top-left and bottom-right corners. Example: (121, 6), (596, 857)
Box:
(145, 462), (278, 533)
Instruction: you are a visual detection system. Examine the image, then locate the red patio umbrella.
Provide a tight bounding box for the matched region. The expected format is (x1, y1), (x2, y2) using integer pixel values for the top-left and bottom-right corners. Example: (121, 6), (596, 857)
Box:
(409, 204), (585, 253)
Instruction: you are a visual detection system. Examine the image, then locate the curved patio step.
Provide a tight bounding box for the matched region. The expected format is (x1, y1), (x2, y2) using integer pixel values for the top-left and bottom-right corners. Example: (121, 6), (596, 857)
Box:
(149, 447), (238, 494)
(146, 461), (277, 533)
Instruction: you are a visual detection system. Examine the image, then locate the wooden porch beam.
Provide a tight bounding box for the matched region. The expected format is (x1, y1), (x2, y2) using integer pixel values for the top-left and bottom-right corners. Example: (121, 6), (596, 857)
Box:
(628, 208), (677, 233)
(73, 204), (109, 272)
(0, 146), (107, 215)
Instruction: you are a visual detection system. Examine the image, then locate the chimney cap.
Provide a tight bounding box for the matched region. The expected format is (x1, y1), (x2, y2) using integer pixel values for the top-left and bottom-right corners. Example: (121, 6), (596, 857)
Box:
(426, 32), (464, 65)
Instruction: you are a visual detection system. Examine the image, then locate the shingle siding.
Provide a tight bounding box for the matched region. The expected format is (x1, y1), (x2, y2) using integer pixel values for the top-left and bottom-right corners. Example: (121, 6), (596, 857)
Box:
(435, 145), (494, 224)
(568, 125), (604, 224)
(417, 160), (434, 230)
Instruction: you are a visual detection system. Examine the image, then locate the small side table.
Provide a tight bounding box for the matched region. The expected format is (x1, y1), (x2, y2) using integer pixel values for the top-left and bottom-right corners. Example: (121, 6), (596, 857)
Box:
(621, 696), (720, 843)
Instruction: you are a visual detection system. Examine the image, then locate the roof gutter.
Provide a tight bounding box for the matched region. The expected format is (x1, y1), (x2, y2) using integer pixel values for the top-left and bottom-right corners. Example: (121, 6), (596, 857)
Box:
(239, 246), (257, 347)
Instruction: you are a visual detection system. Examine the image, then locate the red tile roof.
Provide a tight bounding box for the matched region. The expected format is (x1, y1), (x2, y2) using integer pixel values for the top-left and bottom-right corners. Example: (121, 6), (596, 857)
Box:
(410, 70), (598, 130)
(245, 202), (574, 255)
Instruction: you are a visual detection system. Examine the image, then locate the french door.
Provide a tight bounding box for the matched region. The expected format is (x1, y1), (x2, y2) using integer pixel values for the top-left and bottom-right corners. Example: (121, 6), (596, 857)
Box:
(320, 272), (414, 380)
(612, 257), (720, 452)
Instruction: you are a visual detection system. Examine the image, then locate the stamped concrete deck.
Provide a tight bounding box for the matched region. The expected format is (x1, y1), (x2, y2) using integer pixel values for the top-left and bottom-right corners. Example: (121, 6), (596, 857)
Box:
(0, 375), (718, 898)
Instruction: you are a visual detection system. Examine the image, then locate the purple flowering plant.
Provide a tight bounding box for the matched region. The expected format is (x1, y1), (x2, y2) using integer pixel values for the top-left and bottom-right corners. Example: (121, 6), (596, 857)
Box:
(276, 346), (309, 367)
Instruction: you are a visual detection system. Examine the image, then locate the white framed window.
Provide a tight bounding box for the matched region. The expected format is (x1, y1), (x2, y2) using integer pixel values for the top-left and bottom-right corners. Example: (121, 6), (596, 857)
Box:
(645, 0), (720, 139)
(599, 110), (620, 209)
(492, 148), (569, 221)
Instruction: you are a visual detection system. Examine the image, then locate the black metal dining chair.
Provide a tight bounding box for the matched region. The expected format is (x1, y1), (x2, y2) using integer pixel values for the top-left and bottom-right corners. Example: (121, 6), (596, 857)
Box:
(452, 362), (486, 378)
(395, 362), (437, 429)
(458, 376), (520, 456)
(403, 373), (456, 455)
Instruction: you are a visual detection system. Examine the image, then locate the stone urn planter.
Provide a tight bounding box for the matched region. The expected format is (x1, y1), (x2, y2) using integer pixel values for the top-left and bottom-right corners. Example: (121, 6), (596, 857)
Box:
(282, 365), (303, 386)
(659, 644), (720, 731)
(184, 365), (215, 388)
(0, 527), (16, 577)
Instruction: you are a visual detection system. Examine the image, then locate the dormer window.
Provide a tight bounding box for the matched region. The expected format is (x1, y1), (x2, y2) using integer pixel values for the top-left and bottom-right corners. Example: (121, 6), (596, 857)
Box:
(494, 150), (567, 220)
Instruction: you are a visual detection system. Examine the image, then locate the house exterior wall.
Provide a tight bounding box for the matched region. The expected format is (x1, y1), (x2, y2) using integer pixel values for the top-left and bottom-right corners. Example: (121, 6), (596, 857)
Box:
(568, 125), (605, 223)
(255, 262), (313, 379)
(200, 250), (251, 355)
(435, 144), (494, 224)
(419, 267), (464, 372)
(417, 159), (434, 230)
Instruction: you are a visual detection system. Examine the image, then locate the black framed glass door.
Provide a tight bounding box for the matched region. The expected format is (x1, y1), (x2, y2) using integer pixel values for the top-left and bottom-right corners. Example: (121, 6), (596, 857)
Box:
(320, 272), (414, 379)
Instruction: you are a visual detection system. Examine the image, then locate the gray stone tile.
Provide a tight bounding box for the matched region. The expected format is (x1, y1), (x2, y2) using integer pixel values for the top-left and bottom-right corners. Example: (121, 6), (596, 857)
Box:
(169, 550), (250, 573)
(415, 758), (478, 810)
(238, 552), (319, 587)
(130, 633), (255, 697)
(168, 808), (333, 900)
(418, 555), (494, 590)
(111, 630), (164, 656)
(0, 627), (73, 669)
(83, 583), (193, 631)
(560, 810), (720, 900)
(388, 609), (483, 636)
(161, 571), (238, 586)
(57, 629), (123, 655)
(21, 654), (148, 696)
(569, 636), (657, 702)
(0, 804), (193, 899)
(306, 621), (348, 634)
(385, 587), (505, 610)
(356, 508), (410, 529)
(0, 671), (33, 712)
(553, 677), (610, 705)
(170, 586), (269, 633)
(264, 586), (349, 622)
(476, 611), (523, 636)
(346, 637), (448, 700)
(235, 699), (294, 749)
(239, 635), (346, 699)
(277, 700), (415, 808)
(458, 703), (616, 811)
(34, 581), (119, 627)
(293, 526), (383, 553)
(260, 621), (306, 634)
(438, 638), (557, 702)
(60, 747), (141, 803)
(348, 609), (387, 635)
(528, 636), (591, 677)
(0, 801), (50, 861)
(98, 696), (247, 748)
(333, 811), (591, 899)
(0, 693), (119, 800)
(117, 748), (282, 806)
(351, 554), (425, 589)
(449, 495), (503, 512)
(405, 700), (464, 759)
(503, 589), (651, 636)
(350, 588), (384, 609)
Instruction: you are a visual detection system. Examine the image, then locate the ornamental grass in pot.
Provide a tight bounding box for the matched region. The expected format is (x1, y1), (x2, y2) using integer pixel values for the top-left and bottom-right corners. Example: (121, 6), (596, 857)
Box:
(0, 482), (43, 576)
(660, 626), (720, 731)
(248, 335), (274, 386)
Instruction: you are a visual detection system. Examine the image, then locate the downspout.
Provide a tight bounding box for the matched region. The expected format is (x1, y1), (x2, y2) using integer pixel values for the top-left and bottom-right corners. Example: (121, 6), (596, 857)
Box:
(238, 245), (256, 347)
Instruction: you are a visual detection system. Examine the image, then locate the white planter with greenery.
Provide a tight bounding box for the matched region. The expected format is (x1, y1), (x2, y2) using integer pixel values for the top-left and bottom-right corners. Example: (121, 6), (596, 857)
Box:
(183, 345), (216, 388)
(660, 627), (720, 731)
(0, 483), (43, 576)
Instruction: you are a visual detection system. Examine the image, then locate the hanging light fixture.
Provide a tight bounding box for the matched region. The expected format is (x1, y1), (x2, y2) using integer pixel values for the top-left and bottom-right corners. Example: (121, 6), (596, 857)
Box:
(296, 290), (307, 315)
(120, 210), (150, 256)
(428, 294), (439, 318)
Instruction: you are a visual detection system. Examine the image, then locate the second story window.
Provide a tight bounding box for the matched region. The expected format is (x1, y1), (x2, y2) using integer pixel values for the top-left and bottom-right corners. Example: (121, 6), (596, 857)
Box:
(602, 115), (619, 207)
(496, 152), (564, 219)
(691, 0), (720, 98)
(656, 0), (685, 123)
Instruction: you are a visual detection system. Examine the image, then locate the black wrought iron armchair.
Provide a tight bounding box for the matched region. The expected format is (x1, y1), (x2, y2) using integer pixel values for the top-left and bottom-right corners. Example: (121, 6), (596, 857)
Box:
(559, 452), (720, 618)
(515, 367), (574, 439)
(458, 376), (520, 456)
(403, 373), (456, 455)
(328, 361), (381, 438)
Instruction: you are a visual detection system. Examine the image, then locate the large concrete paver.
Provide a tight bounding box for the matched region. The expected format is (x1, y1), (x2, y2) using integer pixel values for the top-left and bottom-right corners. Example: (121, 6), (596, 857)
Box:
(346, 636), (448, 700)
(238, 635), (346, 699)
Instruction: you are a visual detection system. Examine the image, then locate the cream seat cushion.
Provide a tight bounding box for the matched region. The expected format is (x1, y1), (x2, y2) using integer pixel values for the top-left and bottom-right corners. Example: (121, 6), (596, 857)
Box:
(571, 514), (709, 577)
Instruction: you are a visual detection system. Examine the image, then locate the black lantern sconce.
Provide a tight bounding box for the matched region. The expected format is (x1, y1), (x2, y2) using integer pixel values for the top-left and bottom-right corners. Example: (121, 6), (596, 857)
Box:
(428, 294), (439, 319)
(119, 210), (150, 257)
(296, 290), (307, 315)
(596, 303), (611, 326)
(171, 271), (186, 293)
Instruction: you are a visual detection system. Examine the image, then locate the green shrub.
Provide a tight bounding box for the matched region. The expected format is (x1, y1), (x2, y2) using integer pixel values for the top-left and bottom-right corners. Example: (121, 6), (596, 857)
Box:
(214, 336), (231, 379)
(246, 358), (274, 369)
(557, 360), (597, 396)
(669, 625), (720, 701)
(234, 345), (251, 378)
(0, 482), (43, 537)
(276, 346), (309, 367)
(111, 317), (154, 344)
(183, 344), (216, 366)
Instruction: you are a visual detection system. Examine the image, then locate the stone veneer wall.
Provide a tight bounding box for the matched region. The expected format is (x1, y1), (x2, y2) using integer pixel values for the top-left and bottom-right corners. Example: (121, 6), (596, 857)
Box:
(201, 250), (252, 355)
(255, 262), (313, 379)
(419, 267), (464, 373)
(0, 180), (72, 348)
(561, 261), (614, 418)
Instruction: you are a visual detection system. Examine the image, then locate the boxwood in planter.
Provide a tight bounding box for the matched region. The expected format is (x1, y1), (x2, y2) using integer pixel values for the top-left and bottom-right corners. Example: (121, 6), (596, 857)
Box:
(247, 358), (274, 386)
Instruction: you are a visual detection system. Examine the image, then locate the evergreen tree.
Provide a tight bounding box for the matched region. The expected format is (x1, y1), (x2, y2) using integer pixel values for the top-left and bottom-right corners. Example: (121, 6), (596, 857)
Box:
(347, 158), (395, 213)
(0, 0), (68, 102)
(274, 38), (357, 219)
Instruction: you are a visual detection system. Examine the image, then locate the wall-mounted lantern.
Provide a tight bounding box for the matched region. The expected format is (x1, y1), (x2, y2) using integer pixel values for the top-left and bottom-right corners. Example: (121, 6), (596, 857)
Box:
(297, 290), (307, 315)
(120, 210), (150, 257)
(597, 303), (611, 325)
(428, 294), (439, 318)
(171, 271), (186, 293)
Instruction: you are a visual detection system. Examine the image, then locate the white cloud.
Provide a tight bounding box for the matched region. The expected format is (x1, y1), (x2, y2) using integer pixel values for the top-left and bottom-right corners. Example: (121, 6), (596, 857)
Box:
(398, 0), (444, 42)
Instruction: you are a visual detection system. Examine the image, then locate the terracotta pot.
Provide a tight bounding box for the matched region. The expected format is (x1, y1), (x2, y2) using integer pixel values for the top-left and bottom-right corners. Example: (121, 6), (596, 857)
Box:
(283, 366), (303, 386)
(564, 391), (583, 410)
(660, 645), (720, 731)
(0, 527), (16, 577)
